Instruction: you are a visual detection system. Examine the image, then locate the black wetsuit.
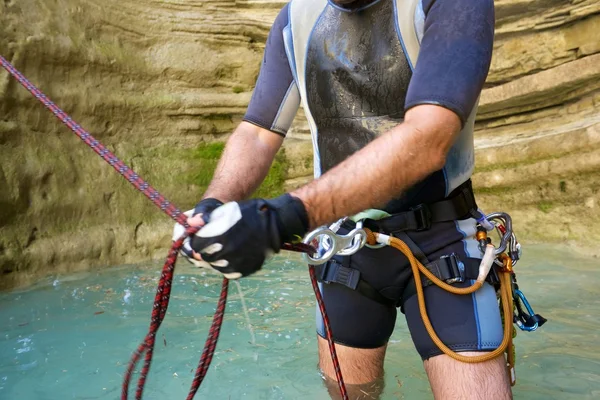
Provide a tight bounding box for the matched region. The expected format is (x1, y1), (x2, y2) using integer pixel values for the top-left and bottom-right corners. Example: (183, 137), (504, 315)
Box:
(243, 0), (500, 359)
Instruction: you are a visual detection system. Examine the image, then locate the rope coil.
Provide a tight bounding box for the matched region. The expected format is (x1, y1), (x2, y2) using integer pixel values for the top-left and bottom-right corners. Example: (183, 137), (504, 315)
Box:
(0, 55), (348, 400)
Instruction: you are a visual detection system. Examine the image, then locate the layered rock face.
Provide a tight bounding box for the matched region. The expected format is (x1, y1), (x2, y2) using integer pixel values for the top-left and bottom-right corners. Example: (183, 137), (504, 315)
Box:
(0, 0), (598, 289)
(475, 0), (600, 247)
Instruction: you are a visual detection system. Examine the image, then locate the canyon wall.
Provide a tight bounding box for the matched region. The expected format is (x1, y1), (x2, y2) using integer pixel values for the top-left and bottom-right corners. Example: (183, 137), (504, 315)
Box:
(1, 0), (598, 289)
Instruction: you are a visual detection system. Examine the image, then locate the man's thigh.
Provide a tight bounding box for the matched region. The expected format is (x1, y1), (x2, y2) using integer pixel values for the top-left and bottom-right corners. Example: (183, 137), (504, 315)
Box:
(404, 270), (511, 399)
(317, 336), (387, 385)
(315, 280), (392, 398)
(315, 276), (397, 384)
(424, 352), (512, 400)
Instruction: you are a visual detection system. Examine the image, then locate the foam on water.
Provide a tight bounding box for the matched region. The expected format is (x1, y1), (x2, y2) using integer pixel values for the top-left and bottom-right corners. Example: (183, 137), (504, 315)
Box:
(1, 245), (600, 399)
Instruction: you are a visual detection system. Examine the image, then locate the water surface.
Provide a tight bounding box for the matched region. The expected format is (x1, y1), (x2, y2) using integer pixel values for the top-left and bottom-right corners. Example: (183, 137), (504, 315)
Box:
(1, 244), (599, 399)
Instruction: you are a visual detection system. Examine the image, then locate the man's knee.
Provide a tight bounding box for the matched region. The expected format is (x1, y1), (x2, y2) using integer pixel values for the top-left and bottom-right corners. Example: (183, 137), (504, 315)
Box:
(424, 352), (512, 400)
(317, 336), (387, 385)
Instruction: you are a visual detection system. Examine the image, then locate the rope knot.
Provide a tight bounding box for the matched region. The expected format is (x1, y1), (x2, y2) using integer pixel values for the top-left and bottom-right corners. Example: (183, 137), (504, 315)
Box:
(364, 228), (378, 246)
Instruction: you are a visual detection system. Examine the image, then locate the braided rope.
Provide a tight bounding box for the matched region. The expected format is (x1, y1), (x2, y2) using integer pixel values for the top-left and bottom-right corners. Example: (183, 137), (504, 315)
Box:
(0, 55), (347, 399)
(309, 266), (348, 399)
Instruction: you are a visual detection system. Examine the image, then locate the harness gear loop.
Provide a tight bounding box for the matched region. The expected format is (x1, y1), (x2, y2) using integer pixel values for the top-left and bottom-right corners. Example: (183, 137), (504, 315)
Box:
(365, 228), (517, 385)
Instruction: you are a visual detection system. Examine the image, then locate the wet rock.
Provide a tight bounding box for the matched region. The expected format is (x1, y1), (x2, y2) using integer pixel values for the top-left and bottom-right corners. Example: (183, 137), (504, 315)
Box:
(0, 0), (599, 289)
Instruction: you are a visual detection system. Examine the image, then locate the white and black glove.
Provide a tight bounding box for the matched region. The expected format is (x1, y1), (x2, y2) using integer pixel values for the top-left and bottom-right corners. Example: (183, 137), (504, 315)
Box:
(189, 194), (309, 279)
(172, 198), (223, 268)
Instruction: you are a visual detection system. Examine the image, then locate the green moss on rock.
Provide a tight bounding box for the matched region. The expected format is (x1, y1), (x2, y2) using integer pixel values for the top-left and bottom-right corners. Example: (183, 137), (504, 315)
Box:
(537, 200), (554, 213)
(188, 141), (287, 199)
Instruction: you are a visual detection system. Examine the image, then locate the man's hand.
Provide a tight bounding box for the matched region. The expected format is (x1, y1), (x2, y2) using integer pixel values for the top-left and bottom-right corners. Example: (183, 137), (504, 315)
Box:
(172, 198), (223, 268)
(189, 194), (309, 279)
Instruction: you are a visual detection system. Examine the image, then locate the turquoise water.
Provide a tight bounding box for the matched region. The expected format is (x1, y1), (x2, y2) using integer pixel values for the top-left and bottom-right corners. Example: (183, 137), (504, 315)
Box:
(1, 244), (600, 399)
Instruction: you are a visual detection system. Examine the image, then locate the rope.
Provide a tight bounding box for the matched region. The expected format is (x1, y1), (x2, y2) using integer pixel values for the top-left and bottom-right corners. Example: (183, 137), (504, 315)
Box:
(0, 55), (347, 399)
(309, 266), (348, 399)
(365, 229), (515, 372)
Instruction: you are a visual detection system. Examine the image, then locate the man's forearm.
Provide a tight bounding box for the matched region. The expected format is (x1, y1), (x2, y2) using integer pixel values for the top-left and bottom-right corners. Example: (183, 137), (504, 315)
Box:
(203, 122), (284, 202)
(291, 105), (462, 229)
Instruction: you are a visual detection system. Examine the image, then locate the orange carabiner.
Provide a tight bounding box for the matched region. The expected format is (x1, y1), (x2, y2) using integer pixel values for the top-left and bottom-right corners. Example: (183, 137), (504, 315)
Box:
(497, 253), (514, 274)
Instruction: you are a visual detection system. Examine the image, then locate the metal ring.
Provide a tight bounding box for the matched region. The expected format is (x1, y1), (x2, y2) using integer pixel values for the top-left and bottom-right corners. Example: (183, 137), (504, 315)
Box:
(337, 230), (367, 256)
(302, 228), (338, 265)
(301, 222), (370, 265)
(485, 212), (513, 255)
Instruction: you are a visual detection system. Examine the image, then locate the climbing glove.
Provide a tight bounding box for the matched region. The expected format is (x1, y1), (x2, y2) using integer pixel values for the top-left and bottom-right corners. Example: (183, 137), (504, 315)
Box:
(189, 194), (309, 279)
(172, 198), (223, 268)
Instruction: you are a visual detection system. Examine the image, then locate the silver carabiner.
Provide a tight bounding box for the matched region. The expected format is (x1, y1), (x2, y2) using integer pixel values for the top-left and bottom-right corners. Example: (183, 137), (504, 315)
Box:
(302, 220), (367, 265)
(485, 212), (513, 255)
(336, 220), (367, 256)
(509, 231), (522, 265)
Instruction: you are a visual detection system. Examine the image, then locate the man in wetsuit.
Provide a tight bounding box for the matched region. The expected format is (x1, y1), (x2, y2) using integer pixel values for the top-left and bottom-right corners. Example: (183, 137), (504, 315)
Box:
(177, 0), (510, 398)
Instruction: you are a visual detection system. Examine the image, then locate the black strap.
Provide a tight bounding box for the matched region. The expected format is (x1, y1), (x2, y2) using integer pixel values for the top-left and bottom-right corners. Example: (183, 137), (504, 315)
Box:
(315, 259), (396, 307)
(422, 254), (464, 286)
(429, 181), (480, 222)
(315, 252), (471, 308)
(401, 256), (485, 308)
(352, 179), (481, 234)
(393, 231), (430, 264)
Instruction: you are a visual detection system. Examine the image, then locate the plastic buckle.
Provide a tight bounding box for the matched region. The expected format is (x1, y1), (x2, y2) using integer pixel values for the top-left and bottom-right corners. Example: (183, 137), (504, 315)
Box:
(425, 254), (464, 285)
(441, 254), (464, 284)
(317, 260), (360, 290)
(315, 260), (334, 283)
(410, 204), (432, 231)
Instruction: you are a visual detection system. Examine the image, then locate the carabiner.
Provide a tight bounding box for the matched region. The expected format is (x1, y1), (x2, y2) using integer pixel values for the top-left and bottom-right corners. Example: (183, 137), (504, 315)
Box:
(514, 289), (547, 332)
(302, 220), (367, 265)
(485, 212), (513, 255)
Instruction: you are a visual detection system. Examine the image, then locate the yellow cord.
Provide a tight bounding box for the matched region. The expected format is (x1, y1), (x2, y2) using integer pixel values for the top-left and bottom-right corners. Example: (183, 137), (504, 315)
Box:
(364, 229), (516, 382)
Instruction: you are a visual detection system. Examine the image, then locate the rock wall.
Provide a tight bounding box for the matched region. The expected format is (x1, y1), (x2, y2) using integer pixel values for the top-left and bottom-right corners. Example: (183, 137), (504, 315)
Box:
(1, 0), (598, 290)
(475, 0), (600, 247)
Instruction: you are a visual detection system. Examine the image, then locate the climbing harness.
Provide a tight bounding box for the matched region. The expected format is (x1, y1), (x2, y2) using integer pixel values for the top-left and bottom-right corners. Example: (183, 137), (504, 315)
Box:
(0, 55), (347, 399)
(303, 205), (546, 386)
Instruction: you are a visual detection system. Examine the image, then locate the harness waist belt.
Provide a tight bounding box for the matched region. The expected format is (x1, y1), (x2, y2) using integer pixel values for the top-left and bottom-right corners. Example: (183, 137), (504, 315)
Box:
(345, 179), (479, 233)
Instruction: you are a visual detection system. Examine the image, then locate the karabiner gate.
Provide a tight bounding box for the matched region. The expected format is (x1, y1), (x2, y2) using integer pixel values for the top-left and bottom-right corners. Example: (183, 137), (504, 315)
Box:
(514, 289), (547, 332)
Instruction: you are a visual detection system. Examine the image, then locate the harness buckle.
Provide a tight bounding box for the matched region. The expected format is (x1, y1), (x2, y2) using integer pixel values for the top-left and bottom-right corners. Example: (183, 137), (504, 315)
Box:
(410, 204), (432, 231)
(316, 260), (360, 290)
(426, 254), (464, 284)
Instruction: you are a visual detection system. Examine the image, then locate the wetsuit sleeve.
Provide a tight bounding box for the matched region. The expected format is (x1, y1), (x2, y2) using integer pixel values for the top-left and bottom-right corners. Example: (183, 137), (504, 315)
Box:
(404, 0), (495, 125)
(243, 4), (300, 137)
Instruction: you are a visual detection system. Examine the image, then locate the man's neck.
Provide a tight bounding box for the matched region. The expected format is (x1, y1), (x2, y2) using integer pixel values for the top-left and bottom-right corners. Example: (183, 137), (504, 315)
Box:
(329, 0), (380, 12)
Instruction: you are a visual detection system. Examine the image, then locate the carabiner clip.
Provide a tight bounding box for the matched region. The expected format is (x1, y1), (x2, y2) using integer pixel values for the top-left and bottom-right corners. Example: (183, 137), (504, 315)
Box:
(485, 212), (513, 255)
(302, 220), (367, 265)
(513, 289), (547, 332)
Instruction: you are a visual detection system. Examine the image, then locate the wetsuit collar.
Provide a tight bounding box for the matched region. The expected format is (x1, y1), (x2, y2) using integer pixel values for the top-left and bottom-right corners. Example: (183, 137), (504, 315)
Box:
(327, 0), (383, 13)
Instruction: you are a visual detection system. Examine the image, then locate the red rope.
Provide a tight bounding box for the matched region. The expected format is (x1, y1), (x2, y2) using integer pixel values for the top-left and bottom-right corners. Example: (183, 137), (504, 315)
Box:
(309, 265), (348, 399)
(0, 54), (347, 399)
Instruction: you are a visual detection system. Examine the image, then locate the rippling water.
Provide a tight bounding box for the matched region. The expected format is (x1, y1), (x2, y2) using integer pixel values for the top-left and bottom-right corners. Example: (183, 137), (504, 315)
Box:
(1, 244), (599, 399)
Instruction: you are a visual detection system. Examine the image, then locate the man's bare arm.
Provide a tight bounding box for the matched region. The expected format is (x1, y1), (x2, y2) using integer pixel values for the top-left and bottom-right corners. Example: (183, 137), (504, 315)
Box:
(203, 121), (284, 203)
(291, 105), (462, 229)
